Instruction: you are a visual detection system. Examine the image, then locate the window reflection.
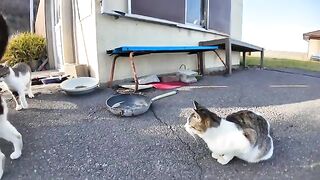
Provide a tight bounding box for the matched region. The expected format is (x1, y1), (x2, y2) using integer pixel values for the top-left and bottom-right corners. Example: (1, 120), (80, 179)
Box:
(186, 0), (203, 26)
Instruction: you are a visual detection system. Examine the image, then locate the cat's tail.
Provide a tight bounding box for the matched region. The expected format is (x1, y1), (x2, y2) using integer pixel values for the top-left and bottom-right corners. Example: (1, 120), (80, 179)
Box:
(0, 14), (9, 61)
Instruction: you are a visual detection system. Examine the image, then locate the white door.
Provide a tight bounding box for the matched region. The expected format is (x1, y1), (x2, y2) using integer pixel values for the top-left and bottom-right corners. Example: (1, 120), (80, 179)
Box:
(52, 0), (63, 70)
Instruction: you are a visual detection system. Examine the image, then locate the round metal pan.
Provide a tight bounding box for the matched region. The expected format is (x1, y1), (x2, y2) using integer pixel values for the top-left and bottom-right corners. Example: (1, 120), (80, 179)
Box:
(106, 91), (177, 117)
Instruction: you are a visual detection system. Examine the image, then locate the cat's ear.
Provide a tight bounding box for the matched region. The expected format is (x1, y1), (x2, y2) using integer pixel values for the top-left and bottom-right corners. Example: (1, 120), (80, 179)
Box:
(193, 101), (208, 112)
(3, 61), (9, 67)
(193, 101), (202, 110)
(193, 101), (198, 110)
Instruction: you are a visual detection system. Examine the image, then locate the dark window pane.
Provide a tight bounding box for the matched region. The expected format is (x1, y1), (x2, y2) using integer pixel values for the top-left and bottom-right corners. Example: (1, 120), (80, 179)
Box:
(209, 0), (231, 34)
(131, 0), (185, 24)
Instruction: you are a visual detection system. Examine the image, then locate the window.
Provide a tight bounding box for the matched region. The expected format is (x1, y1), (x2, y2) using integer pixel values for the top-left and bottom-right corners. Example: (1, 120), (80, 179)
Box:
(186, 0), (205, 27)
(131, 0), (185, 24)
(129, 0), (231, 34)
(209, 0), (231, 34)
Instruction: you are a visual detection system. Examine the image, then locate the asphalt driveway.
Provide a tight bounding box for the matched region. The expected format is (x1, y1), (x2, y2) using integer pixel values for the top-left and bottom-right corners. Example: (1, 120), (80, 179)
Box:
(1, 68), (320, 180)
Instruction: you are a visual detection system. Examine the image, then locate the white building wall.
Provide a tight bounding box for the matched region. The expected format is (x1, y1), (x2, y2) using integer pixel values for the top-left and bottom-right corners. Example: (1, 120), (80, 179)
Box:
(230, 0), (243, 40)
(308, 39), (320, 59)
(85, 0), (243, 83)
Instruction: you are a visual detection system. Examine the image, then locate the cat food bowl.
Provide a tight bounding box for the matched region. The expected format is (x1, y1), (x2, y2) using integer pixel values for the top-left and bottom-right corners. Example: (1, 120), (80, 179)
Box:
(60, 77), (99, 95)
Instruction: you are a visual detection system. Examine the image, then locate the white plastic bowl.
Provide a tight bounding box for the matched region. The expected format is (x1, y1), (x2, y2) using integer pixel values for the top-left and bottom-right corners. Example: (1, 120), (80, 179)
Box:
(60, 77), (99, 95)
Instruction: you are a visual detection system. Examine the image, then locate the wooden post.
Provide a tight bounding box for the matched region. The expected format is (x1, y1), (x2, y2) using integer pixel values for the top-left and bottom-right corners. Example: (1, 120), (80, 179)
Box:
(129, 52), (139, 92)
(197, 52), (204, 75)
(260, 48), (264, 69)
(225, 38), (232, 74)
(242, 51), (246, 68)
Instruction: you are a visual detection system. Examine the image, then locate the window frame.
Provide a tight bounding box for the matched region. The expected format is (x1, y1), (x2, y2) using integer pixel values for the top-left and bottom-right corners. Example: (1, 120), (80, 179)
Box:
(128, 0), (132, 14)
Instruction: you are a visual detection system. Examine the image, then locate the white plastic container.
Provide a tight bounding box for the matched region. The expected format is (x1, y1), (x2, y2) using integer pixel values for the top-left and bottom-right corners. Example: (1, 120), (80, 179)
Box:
(60, 77), (99, 95)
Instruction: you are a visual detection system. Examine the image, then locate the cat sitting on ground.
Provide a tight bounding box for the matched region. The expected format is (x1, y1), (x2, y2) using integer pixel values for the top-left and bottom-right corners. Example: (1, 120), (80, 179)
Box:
(185, 101), (273, 165)
(0, 14), (24, 179)
(0, 62), (34, 110)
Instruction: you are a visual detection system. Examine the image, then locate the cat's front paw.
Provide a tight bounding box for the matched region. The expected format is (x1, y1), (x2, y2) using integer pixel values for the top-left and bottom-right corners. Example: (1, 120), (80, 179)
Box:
(217, 155), (233, 165)
(0, 153), (5, 179)
(28, 93), (34, 98)
(10, 151), (22, 160)
(21, 103), (28, 109)
(211, 153), (219, 159)
(0, 154), (4, 168)
(217, 157), (229, 165)
(0, 168), (3, 180)
(15, 105), (22, 111)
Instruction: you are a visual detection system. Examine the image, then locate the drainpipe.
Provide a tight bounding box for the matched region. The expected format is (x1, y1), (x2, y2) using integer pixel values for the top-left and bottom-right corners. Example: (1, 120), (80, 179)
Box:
(44, 0), (55, 69)
(30, 0), (34, 32)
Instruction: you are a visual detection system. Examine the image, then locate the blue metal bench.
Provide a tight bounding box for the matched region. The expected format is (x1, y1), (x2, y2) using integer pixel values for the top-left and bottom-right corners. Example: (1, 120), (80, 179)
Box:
(106, 46), (218, 91)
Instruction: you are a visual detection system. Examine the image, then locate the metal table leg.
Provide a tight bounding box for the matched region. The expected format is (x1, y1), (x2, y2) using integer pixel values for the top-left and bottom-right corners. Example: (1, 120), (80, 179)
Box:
(129, 52), (139, 92)
(225, 38), (232, 75)
(242, 51), (247, 68)
(108, 55), (120, 88)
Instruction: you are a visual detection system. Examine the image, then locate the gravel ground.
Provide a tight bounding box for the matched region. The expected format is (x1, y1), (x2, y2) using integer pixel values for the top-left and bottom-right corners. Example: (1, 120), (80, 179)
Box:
(0, 68), (319, 180)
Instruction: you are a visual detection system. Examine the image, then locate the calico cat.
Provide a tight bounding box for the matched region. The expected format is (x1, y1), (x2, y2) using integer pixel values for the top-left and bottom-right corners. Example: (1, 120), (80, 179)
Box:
(0, 62), (34, 110)
(0, 14), (24, 178)
(185, 101), (273, 165)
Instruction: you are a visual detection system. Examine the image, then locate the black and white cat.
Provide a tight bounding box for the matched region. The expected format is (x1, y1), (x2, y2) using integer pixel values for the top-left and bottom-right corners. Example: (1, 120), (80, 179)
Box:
(0, 62), (34, 110)
(0, 13), (34, 111)
(0, 14), (23, 178)
(0, 96), (23, 178)
(185, 101), (273, 165)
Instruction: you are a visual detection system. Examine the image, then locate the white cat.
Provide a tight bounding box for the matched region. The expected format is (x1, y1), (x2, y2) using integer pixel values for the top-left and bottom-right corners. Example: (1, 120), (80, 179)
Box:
(0, 96), (23, 178)
(0, 14), (23, 179)
(185, 101), (273, 165)
(0, 62), (34, 110)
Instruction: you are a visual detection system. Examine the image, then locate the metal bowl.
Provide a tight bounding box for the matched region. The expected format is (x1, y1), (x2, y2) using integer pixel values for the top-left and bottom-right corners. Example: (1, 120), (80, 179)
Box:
(60, 77), (99, 95)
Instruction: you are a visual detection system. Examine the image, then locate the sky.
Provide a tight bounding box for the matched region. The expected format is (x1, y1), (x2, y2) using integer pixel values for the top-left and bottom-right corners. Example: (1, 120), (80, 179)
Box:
(242, 0), (320, 52)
